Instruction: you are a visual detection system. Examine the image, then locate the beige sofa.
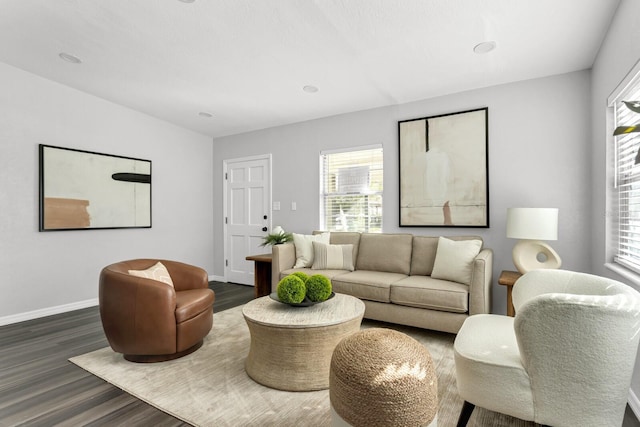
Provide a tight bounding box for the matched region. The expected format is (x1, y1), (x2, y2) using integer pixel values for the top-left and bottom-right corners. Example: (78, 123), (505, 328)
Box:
(272, 232), (492, 334)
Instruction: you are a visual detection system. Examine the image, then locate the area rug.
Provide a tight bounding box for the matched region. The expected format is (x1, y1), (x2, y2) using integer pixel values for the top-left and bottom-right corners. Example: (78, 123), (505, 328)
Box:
(70, 306), (534, 426)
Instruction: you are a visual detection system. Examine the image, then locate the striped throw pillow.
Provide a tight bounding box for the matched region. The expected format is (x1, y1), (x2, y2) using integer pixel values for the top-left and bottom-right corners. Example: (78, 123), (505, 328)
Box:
(312, 242), (354, 271)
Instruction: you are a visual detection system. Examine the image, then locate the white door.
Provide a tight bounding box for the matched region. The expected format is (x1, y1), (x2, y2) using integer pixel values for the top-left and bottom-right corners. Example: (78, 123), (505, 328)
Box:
(224, 155), (271, 285)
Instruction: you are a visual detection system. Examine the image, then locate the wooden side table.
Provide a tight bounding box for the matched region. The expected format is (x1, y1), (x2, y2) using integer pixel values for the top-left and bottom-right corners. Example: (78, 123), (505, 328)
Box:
(498, 270), (522, 317)
(245, 253), (272, 298)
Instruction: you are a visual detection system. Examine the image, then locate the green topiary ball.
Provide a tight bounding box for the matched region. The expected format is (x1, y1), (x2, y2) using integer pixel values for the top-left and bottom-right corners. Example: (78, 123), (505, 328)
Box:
(305, 274), (332, 302)
(290, 271), (310, 283)
(277, 275), (306, 304)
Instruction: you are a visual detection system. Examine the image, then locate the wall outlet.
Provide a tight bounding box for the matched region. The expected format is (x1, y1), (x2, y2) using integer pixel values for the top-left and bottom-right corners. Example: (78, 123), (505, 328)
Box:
(273, 201), (280, 211)
(291, 202), (297, 211)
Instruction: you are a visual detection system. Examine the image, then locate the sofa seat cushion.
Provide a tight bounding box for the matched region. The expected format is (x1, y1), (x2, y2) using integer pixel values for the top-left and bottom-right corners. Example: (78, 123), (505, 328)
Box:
(391, 276), (469, 313)
(332, 270), (407, 303)
(281, 268), (350, 281)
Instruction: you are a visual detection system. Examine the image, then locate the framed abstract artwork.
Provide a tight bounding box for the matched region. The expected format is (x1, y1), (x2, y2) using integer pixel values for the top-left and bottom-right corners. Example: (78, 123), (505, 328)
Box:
(39, 144), (152, 231)
(398, 107), (489, 227)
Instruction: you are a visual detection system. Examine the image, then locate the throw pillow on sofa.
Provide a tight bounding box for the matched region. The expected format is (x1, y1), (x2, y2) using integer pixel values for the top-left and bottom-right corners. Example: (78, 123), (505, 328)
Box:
(128, 261), (174, 287)
(431, 237), (482, 285)
(311, 242), (355, 271)
(292, 232), (330, 268)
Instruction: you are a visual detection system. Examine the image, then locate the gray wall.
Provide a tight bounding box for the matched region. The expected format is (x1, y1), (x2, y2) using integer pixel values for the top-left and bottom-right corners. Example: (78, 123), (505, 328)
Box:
(590, 0), (640, 407)
(0, 62), (215, 322)
(213, 70), (593, 315)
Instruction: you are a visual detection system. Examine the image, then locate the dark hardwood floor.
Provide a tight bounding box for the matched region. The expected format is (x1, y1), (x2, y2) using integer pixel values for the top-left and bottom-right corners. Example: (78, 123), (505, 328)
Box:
(0, 282), (254, 427)
(1, 282), (639, 426)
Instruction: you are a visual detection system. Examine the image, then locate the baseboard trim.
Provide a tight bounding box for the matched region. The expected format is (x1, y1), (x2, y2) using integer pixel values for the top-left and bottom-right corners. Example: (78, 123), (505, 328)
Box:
(0, 298), (99, 326)
(209, 275), (225, 282)
(630, 388), (640, 420)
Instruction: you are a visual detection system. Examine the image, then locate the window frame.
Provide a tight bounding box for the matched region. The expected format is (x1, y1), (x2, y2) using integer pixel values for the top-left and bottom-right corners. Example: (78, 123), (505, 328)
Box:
(607, 58), (640, 277)
(319, 144), (383, 233)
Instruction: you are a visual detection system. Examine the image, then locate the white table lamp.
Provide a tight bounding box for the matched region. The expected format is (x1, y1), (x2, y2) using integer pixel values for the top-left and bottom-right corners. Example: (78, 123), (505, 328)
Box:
(506, 208), (561, 274)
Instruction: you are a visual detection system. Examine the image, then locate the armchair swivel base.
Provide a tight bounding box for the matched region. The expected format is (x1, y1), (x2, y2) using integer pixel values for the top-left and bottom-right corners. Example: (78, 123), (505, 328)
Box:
(123, 335), (205, 363)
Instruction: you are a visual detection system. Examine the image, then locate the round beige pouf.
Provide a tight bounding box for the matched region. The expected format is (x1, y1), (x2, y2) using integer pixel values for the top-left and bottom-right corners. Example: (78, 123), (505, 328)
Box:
(330, 328), (438, 427)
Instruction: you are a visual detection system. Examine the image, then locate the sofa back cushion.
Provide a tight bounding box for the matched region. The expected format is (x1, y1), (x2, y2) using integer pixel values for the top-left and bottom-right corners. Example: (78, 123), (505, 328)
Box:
(410, 237), (439, 276)
(411, 235), (483, 276)
(356, 233), (413, 274)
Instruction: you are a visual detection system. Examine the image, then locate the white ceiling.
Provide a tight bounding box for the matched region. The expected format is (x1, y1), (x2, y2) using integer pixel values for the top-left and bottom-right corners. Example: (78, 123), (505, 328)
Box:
(0, 0), (620, 138)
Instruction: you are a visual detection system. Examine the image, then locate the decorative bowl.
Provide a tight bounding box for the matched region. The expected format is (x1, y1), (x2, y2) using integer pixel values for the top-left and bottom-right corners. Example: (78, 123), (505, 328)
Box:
(269, 292), (335, 307)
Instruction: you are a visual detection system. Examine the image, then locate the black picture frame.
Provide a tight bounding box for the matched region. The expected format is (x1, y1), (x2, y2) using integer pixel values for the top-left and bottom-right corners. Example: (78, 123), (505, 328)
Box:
(39, 144), (152, 231)
(398, 107), (489, 227)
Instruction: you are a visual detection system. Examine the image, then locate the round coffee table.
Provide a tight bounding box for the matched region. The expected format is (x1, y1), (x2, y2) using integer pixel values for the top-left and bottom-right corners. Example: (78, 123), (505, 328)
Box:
(242, 292), (365, 391)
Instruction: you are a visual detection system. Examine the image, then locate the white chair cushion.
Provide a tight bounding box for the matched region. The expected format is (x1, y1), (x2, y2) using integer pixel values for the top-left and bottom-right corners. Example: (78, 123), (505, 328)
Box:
(453, 314), (534, 422)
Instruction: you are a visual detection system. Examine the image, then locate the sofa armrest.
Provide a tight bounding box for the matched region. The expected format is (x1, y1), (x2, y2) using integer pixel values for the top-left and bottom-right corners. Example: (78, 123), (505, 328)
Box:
(469, 248), (493, 315)
(271, 242), (296, 292)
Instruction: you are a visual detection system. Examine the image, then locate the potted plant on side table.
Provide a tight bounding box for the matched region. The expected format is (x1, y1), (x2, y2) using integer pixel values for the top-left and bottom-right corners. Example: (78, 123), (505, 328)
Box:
(260, 226), (293, 247)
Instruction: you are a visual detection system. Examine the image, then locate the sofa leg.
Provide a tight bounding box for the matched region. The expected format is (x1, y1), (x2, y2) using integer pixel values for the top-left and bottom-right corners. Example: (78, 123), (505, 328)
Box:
(456, 401), (475, 427)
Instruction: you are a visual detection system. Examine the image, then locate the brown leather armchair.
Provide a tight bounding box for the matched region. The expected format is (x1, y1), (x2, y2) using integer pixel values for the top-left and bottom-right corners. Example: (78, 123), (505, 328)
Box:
(99, 259), (215, 362)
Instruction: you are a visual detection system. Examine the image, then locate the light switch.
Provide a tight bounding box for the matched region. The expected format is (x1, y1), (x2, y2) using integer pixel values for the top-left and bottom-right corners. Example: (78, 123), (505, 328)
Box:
(291, 202), (297, 211)
(273, 201), (281, 211)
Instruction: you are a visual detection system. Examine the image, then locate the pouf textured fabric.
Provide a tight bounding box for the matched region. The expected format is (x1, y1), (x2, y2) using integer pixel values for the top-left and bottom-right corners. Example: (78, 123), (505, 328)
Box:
(330, 328), (437, 427)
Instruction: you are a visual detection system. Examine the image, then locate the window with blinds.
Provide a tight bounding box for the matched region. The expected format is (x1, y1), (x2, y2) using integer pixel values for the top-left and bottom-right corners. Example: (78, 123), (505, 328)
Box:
(613, 71), (640, 273)
(320, 146), (383, 233)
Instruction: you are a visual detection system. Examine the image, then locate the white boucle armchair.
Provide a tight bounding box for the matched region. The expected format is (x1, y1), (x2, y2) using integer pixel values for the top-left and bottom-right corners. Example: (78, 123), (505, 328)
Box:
(453, 269), (640, 427)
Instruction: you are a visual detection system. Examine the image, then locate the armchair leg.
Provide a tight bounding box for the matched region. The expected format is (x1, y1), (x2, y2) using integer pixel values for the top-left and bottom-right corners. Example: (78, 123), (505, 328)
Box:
(456, 401), (475, 427)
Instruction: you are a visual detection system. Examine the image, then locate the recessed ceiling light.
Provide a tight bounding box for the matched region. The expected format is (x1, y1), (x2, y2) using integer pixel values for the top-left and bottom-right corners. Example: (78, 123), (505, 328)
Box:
(303, 85), (319, 93)
(198, 111), (213, 118)
(473, 41), (497, 54)
(59, 52), (82, 64)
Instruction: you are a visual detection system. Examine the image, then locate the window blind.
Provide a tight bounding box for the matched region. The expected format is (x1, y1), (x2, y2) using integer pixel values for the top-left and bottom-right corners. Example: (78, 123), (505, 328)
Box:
(320, 146), (383, 232)
(614, 75), (640, 273)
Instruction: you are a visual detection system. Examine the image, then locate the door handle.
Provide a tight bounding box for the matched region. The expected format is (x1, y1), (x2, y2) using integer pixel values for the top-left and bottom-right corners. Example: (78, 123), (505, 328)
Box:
(262, 227), (268, 232)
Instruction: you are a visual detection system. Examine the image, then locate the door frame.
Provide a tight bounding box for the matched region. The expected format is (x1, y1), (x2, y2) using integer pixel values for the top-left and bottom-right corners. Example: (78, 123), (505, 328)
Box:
(222, 153), (272, 283)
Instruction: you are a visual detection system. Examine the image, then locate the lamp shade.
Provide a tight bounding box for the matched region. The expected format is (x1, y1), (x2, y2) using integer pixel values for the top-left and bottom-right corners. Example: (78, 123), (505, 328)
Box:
(506, 208), (558, 241)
